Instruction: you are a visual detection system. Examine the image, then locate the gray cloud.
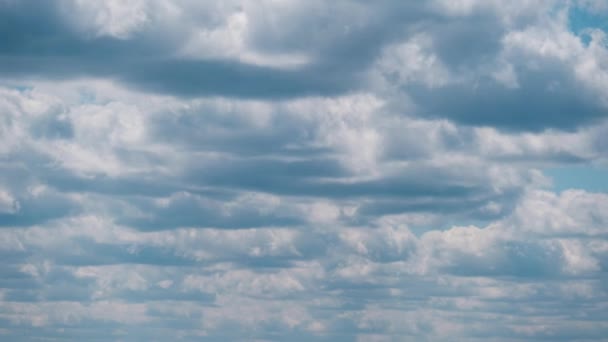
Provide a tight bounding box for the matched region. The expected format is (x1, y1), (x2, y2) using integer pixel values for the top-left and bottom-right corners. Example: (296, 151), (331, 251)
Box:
(408, 63), (607, 131)
(1, 1), (608, 341)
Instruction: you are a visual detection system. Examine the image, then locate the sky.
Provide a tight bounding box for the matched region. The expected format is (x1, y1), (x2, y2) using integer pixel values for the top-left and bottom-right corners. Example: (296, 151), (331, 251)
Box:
(0, 0), (608, 341)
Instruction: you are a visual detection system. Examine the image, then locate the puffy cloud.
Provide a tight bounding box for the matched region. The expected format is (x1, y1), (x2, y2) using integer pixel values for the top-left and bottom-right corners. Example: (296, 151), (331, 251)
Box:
(1, 1), (608, 341)
(374, 2), (608, 131)
(64, 0), (149, 39)
(1, 186), (607, 339)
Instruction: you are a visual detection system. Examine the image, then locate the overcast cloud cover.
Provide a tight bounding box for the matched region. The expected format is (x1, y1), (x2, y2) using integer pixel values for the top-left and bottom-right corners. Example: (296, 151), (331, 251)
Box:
(1, 0), (608, 340)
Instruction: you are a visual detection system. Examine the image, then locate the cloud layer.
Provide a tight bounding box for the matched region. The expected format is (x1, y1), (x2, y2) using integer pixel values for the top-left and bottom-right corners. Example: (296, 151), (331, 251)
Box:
(1, 1), (608, 341)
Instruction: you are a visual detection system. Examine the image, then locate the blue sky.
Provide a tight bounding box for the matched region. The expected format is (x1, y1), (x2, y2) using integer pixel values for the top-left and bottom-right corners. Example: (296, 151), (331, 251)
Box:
(0, 1), (608, 341)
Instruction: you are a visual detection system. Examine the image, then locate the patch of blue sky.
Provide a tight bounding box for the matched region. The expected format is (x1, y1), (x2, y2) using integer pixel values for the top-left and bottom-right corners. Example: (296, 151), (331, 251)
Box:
(569, 5), (608, 45)
(545, 165), (608, 193)
(0, 83), (33, 92)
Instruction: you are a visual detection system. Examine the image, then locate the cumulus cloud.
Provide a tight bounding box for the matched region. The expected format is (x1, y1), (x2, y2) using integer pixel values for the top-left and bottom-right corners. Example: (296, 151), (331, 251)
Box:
(1, 1), (608, 341)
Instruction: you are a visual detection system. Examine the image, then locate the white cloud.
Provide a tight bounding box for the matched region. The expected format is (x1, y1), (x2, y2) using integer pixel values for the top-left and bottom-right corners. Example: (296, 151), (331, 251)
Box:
(0, 189), (19, 214)
(1, 1), (608, 340)
(64, 0), (149, 39)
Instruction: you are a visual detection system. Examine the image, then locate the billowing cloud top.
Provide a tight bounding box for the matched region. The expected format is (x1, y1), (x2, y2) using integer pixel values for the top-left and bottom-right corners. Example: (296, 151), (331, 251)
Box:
(1, 1), (608, 341)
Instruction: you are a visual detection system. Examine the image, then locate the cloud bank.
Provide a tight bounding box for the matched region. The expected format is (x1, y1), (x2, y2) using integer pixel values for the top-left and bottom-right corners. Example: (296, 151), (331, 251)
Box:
(1, 1), (607, 340)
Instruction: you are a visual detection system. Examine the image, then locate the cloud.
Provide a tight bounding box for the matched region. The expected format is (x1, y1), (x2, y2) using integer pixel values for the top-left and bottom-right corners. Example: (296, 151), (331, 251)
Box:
(0, 0), (367, 99)
(1, 188), (607, 339)
(1, 1), (608, 341)
(373, 3), (608, 131)
(1, 1), (606, 130)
